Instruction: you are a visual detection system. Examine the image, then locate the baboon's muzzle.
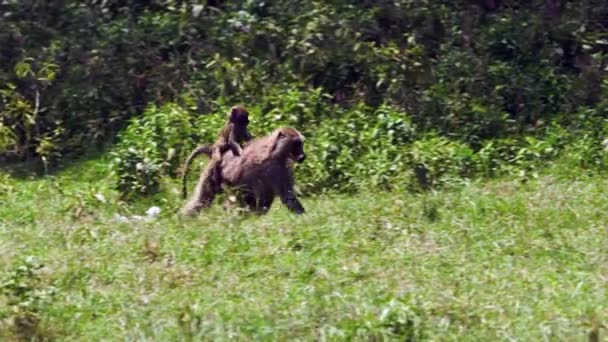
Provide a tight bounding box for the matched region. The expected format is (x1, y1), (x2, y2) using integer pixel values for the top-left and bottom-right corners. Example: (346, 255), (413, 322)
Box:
(294, 153), (306, 163)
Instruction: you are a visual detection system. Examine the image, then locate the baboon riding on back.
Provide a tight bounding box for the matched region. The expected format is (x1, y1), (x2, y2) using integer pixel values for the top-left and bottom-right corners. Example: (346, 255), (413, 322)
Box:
(181, 105), (252, 200)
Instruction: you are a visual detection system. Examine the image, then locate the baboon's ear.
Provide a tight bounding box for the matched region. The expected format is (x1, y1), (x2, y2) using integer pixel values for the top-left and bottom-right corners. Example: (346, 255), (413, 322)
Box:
(270, 130), (284, 153)
(228, 107), (237, 121)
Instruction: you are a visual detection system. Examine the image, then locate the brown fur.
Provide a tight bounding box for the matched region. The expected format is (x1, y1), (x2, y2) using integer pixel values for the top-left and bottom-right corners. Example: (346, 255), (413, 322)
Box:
(181, 106), (252, 199)
(182, 127), (306, 216)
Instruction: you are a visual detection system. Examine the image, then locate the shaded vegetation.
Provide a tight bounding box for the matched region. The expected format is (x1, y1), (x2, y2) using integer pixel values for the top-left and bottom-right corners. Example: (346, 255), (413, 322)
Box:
(1, 0), (608, 196)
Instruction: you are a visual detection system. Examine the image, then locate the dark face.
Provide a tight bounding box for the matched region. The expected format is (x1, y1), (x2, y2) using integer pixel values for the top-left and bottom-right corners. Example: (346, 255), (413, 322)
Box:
(289, 139), (306, 163)
(236, 113), (249, 126)
(230, 107), (249, 126)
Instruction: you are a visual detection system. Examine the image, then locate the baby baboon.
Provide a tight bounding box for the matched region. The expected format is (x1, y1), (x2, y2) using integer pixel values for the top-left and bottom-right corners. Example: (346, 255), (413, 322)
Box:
(181, 105), (252, 199)
(182, 127), (307, 216)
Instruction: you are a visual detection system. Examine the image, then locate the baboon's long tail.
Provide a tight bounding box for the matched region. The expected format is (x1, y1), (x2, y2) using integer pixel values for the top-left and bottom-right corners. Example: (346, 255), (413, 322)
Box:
(181, 144), (213, 199)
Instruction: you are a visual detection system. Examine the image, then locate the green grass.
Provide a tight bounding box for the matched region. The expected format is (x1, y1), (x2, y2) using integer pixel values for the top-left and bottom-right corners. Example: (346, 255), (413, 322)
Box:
(1, 159), (607, 340)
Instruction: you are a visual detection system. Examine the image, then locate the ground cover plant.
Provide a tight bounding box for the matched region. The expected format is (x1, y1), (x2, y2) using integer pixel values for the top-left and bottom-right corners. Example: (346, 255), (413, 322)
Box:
(1, 159), (607, 340)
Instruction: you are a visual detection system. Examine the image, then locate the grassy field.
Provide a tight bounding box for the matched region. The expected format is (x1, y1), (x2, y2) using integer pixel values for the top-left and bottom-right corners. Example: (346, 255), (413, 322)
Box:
(1, 159), (607, 341)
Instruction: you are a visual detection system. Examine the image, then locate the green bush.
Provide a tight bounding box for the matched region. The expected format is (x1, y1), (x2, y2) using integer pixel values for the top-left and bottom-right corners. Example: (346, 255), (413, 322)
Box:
(353, 105), (416, 190)
(296, 104), (416, 193)
(259, 86), (331, 132)
(296, 111), (361, 193)
(112, 147), (162, 199)
(2, 0), (608, 174)
(407, 135), (476, 190)
(559, 133), (608, 173)
(110, 95), (608, 200)
(476, 133), (564, 181)
(111, 100), (422, 198)
(475, 139), (520, 177)
(111, 103), (207, 198)
(0, 256), (57, 340)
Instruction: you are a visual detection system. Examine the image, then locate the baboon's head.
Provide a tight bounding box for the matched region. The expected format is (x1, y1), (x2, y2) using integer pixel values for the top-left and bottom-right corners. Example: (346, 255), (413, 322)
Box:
(228, 105), (250, 126)
(271, 127), (306, 163)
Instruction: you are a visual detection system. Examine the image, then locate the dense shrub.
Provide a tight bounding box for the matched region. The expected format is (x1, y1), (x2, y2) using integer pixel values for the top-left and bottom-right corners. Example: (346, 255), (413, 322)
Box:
(3, 1), (608, 198)
(407, 135), (476, 190)
(0, 256), (57, 340)
(351, 105), (416, 190)
(112, 101), (420, 197)
(112, 147), (163, 199)
(111, 92), (608, 199)
(110, 103), (208, 198)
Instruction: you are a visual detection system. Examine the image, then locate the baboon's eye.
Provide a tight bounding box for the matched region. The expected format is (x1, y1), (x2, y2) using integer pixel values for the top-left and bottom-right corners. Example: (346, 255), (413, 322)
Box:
(291, 140), (303, 151)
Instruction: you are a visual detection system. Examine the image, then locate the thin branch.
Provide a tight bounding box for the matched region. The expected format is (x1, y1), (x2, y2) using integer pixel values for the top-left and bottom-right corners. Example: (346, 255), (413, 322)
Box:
(33, 90), (40, 118)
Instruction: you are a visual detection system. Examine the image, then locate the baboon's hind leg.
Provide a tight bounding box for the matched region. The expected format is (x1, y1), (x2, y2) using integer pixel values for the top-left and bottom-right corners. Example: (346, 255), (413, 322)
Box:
(182, 164), (221, 217)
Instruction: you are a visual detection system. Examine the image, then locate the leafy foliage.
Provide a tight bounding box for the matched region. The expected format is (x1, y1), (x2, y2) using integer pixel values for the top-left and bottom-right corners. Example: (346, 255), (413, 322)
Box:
(1, 0), (608, 195)
(0, 256), (57, 340)
(408, 135), (476, 190)
(111, 103), (217, 198)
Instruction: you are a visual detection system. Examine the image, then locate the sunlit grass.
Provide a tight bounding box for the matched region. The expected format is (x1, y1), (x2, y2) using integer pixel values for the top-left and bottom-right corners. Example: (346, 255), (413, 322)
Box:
(1, 160), (607, 340)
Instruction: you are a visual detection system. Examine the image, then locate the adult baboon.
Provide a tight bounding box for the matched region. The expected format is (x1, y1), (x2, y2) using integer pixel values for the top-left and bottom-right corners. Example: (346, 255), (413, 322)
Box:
(182, 127), (306, 216)
(181, 105), (252, 199)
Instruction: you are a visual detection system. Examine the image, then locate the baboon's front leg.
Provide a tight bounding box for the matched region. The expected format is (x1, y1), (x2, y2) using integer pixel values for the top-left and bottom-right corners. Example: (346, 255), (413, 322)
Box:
(228, 141), (243, 156)
(237, 188), (257, 212)
(278, 187), (305, 214)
